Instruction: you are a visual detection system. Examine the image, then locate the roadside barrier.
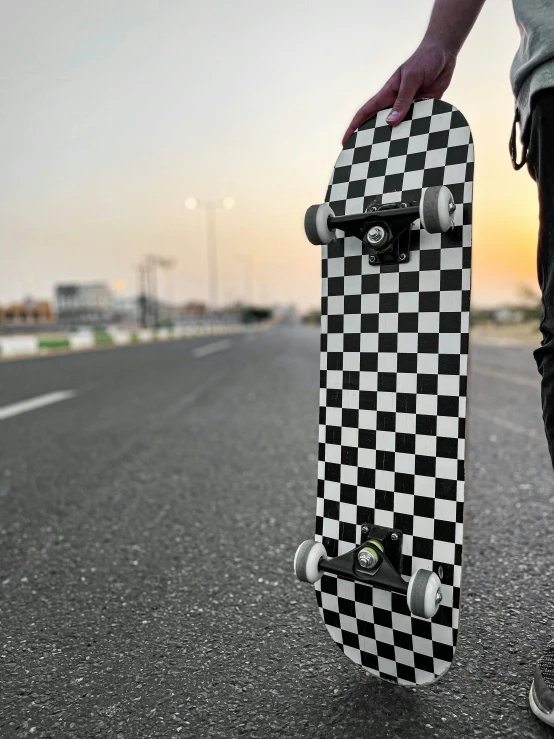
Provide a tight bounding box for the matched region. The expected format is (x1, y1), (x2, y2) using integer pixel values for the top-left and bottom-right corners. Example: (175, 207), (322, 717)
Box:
(0, 322), (270, 359)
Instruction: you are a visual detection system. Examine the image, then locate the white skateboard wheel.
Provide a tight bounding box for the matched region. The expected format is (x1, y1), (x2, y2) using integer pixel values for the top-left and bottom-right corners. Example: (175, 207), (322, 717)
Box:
(294, 540), (327, 584)
(419, 186), (455, 233)
(304, 203), (335, 245)
(407, 569), (442, 619)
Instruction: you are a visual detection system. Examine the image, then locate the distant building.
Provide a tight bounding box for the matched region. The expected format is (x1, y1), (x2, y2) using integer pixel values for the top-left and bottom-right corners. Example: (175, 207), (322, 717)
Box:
(0, 300), (54, 325)
(112, 296), (140, 324)
(55, 283), (113, 326)
(181, 301), (207, 316)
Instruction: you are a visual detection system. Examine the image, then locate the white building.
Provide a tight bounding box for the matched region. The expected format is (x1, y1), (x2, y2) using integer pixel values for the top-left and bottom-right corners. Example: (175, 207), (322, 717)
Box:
(55, 283), (113, 326)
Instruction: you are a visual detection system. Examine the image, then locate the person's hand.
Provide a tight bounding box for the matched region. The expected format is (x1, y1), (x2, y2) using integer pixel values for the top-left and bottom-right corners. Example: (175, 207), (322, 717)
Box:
(342, 43), (457, 145)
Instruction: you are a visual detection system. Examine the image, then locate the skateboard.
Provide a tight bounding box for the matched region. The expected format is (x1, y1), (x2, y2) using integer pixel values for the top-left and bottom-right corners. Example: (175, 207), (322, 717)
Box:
(294, 99), (473, 686)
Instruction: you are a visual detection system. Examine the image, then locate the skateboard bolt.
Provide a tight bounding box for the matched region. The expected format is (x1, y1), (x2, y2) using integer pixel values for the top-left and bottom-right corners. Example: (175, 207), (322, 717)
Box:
(367, 226), (386, 245)
(358, 547), (379, 569)
(391, 533), (398, 541)
(369, 255), (376, 263)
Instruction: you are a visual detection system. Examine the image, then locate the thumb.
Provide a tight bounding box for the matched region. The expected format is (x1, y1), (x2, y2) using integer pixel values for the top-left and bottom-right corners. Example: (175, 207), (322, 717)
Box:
(386, 72), (421, 124)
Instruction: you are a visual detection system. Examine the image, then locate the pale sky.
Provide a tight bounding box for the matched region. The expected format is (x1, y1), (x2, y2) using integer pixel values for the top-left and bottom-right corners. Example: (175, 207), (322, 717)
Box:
(0, 0), (539, 310)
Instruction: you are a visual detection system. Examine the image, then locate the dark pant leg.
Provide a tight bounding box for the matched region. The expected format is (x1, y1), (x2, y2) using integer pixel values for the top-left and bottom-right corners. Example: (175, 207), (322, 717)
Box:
(526, 89), (554, 468)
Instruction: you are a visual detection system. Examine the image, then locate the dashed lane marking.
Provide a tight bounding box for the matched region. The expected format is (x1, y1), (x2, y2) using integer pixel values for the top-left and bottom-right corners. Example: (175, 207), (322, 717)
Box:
(0, 390), (77, 421)
(191, 339), (232, 359)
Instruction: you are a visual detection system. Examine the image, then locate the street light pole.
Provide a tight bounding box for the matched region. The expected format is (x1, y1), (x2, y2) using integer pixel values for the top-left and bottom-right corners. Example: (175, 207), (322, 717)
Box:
(150, 257), (158, 326)
(236, 252), (264, 305)
(185, 197), (235, 314)
(144, 255), (158, 327)
(205, 203), (218, 310)
(137, 263), (147, 327)
(156, 257), (177, 322)
(141, 255), (176, 326)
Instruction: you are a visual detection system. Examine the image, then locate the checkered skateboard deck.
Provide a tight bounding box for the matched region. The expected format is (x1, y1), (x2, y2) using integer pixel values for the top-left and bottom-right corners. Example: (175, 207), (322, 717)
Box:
(312, 99), (472, 686)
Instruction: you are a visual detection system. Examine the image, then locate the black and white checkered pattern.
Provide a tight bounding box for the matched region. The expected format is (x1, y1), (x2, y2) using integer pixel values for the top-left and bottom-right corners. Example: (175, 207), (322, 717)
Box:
(314, 99), (472, 687)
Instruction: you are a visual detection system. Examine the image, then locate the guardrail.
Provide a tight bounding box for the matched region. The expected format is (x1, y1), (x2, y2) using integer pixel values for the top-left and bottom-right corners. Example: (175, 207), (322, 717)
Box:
(0, 322), (269, 359)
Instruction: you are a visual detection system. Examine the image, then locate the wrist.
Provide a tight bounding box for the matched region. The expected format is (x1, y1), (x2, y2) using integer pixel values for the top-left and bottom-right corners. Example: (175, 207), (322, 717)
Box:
(418, 38), (458, 61)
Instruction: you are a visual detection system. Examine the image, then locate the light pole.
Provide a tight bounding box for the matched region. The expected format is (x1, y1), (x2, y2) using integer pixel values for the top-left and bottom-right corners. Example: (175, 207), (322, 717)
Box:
(145, 255), (158, 327)
(136, 263), (148, 327)
(153, 257), (177, 321)
(144, 255), (177, 325)
(236, 252), (264, 305)
(185, 197), (235, 312)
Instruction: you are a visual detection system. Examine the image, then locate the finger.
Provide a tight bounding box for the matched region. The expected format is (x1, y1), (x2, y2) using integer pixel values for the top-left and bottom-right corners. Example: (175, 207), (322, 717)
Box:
(386, 70), (422, 125)
(342, 85), (397, 146)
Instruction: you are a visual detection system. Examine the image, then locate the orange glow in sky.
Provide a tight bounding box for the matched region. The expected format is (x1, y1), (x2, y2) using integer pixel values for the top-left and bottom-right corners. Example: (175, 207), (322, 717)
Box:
(0, 0), (542, 310)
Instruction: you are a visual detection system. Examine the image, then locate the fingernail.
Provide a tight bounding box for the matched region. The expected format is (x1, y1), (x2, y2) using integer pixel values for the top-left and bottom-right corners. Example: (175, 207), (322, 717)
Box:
(387, 110), (400, 122)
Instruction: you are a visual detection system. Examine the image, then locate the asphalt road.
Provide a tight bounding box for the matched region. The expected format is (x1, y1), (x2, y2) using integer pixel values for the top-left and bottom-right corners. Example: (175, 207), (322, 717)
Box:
(1, 325), (553, 739)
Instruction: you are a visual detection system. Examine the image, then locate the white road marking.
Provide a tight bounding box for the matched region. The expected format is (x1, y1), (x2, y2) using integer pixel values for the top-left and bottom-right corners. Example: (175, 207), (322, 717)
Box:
(0, 390), (77, 421)
(191, 339), (231, 359)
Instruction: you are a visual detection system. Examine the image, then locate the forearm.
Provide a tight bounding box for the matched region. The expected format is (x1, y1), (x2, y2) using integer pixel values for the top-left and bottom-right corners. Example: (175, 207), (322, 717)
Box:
(422, 0), (487, 55)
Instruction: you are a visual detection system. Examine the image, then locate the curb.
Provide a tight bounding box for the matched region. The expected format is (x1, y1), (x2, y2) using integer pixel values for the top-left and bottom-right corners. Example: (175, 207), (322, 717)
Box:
(0, 323), (270, 360)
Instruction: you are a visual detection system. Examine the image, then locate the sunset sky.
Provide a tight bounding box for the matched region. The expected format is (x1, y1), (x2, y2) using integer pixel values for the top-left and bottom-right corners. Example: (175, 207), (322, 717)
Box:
(0, 0), (540, 310)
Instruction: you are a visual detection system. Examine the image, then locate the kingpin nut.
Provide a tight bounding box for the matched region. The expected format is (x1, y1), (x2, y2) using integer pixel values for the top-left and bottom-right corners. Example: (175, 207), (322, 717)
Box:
(358, 547), (379, 569)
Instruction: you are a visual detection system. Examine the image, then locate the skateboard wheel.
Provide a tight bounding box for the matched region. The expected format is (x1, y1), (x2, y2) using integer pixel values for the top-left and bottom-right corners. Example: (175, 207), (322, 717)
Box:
(419, 186), (456, 233)
(294, 540), (327, 584)
(304, 203), (335, 245)
(407, 569), (442, 619)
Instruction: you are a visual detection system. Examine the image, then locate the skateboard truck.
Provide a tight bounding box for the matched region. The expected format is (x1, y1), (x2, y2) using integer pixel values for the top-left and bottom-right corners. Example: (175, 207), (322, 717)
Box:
(331, 202), (418, 266)
(318, 524), (407, 595)
(304, 186), (456, 266)
(294, 526), (443, 620)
